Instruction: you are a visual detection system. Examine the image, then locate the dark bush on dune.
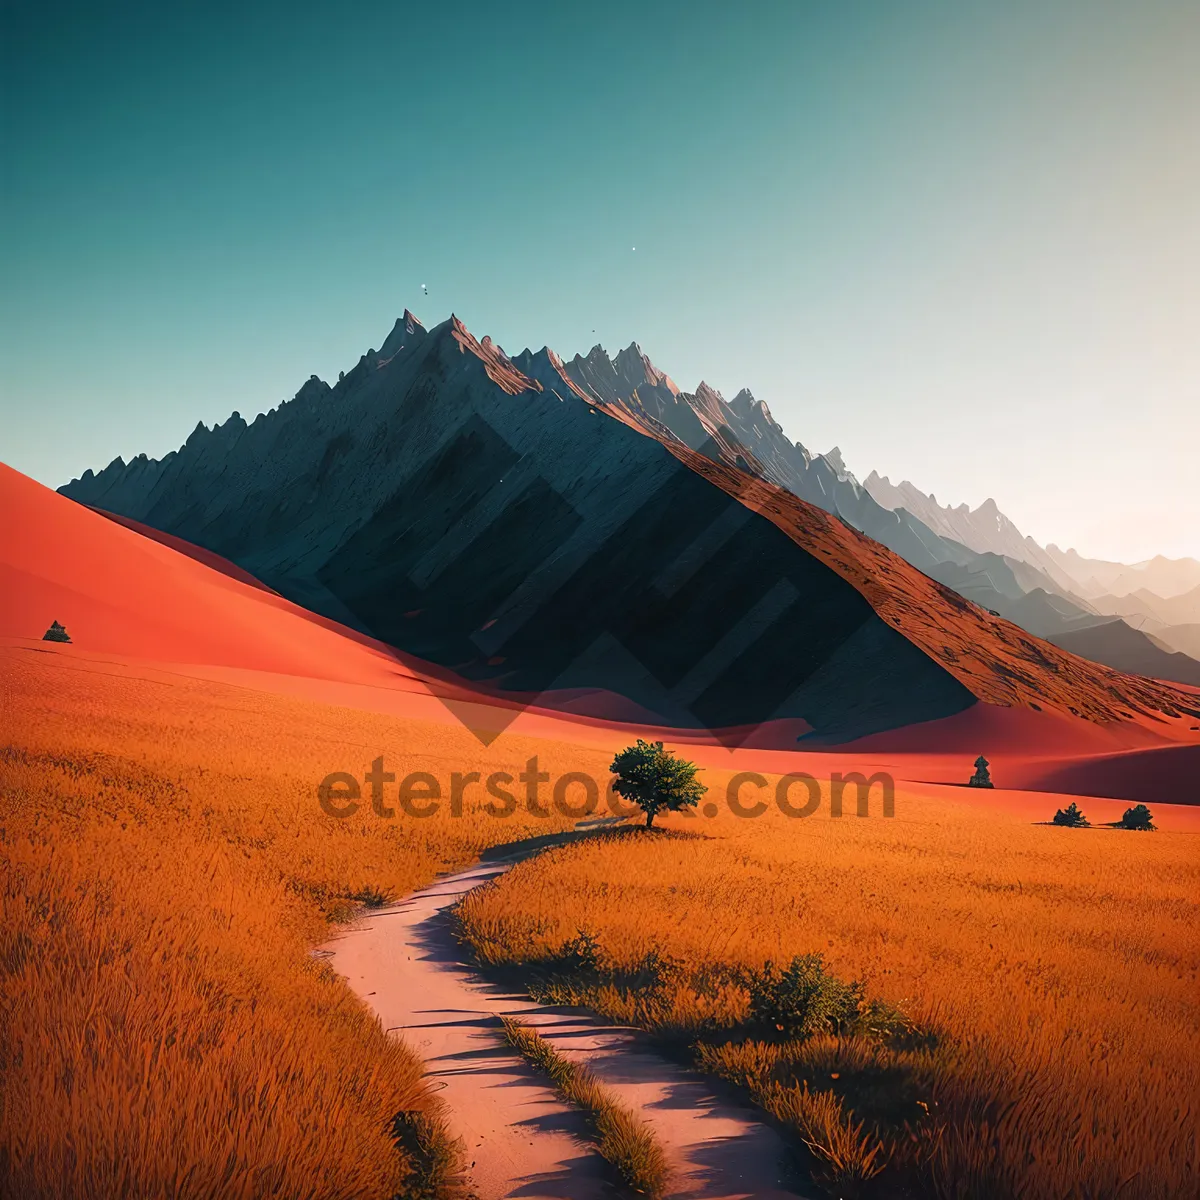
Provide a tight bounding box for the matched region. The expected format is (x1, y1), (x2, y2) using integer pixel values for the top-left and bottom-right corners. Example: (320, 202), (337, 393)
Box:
(1052, 802), (1090, 828)
(1118, 803), (1155, 831)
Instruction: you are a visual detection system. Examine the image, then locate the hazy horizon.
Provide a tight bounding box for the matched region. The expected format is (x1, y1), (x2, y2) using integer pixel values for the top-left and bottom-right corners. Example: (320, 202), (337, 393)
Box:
(3, 1), (1197, 562)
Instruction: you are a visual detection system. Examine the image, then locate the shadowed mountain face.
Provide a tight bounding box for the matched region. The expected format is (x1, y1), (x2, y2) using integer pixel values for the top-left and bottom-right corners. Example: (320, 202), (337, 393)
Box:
(560, 341), (1200, 678)
(60, 313), (1199, 741)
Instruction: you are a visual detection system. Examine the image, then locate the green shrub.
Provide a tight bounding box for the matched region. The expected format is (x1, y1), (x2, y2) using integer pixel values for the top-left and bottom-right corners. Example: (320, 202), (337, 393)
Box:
(743, 954), (865, 1039)
(1052, 802), (1090, 828)
(1118, 804), (1155, 831)
(855, 997), (935, 1049)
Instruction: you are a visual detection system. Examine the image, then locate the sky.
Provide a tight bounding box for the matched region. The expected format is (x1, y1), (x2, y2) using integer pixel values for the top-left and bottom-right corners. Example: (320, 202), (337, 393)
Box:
(2, 0), (1197, 563)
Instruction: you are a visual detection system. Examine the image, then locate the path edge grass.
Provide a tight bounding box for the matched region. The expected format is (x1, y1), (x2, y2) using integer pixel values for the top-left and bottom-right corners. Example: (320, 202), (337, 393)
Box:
(499, 1016), (669, 1198)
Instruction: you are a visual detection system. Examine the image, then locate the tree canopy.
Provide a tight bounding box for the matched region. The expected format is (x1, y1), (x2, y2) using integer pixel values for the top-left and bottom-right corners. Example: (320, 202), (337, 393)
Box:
(609, 740), (706, 828)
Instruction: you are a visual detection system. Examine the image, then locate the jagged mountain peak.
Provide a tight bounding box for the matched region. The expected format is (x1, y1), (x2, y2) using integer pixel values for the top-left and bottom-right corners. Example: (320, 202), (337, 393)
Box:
(294, 375), (331, 405)
(728, 387), (760, 416)
(446, 314), (540, 396)
(561, 340), (681, 408)
(823, 446), (846, 473)
(510, 346), (594, 405)
(860, 471), (1084, 592)
(573, 343), (619, 368)
(611, 342), (646, 377)
(378, 309), (427, 361)
(515, 344), (570, 374)
(613, 341), (680, 395)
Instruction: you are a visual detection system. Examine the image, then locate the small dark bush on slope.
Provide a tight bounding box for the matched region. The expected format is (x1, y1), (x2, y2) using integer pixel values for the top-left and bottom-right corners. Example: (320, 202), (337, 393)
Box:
(1052, 802), (1090, 827)
(1118, 804), (1156, 831)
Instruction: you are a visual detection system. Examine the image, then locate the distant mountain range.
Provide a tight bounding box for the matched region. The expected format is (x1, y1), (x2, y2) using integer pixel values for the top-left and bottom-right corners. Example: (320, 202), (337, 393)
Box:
(59, 309), (1200, 715)
(863, 471), (1200, 597)
(863, 470), (1200, 604)
(859, 470), (1200, 679)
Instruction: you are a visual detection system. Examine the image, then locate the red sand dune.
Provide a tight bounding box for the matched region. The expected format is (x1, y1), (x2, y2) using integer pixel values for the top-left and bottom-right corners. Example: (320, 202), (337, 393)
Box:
(839, 703), (1160, 756)
(95, 508), (283, 595)
(3, 462), (1197, 811)
(1012, 743), (1200, 804)
(0, 462), (416, 684)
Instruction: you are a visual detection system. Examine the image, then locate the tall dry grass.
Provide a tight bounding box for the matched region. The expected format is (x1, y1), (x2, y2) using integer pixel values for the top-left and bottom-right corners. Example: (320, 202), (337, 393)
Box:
(0, 648), (604, 1198)
(456, 786), (1200, 1198)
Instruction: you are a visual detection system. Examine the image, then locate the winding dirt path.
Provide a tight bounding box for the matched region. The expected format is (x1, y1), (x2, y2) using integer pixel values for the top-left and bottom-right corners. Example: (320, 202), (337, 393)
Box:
(318, 825), (810, 1200)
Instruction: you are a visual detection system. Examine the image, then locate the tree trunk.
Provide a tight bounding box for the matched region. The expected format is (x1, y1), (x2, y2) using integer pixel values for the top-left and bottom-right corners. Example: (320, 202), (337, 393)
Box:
(645, 810), (654, 829)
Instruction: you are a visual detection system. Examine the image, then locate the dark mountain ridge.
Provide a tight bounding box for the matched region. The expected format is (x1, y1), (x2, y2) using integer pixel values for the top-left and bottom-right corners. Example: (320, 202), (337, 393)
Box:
(61, 311), (1199, 741)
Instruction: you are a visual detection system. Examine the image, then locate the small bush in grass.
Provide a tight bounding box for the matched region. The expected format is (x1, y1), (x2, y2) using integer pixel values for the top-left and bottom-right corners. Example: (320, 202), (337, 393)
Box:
(1052, 802), (1090, 828)
(556, 927), (603, 974)
(350, 883), (391, 907)
(856, 997), (934, 1049)
(743, 953), (866, 1039)
(1118, 803), (1155, 831)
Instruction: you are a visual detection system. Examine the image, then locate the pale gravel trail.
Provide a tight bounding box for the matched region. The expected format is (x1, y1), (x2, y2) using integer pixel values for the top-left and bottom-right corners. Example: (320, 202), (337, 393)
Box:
(319, 826), (810, 1200)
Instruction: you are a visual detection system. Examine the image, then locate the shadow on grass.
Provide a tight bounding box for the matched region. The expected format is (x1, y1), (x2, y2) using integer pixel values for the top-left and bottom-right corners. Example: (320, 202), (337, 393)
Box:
(479, 821), (707, 864)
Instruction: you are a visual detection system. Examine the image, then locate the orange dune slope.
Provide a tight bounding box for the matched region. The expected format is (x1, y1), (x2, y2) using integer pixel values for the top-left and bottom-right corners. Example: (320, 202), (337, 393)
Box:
(0, 463), (415, 684)
(1, 463), (670, 738)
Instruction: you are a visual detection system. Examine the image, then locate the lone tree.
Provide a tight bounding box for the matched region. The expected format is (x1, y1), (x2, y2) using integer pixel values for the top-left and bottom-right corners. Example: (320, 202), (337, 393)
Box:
(1052, 801), (1089, 828)
(1118, 803), (1155, 831)
(967, 755), (994, 788)
(610, 739), (706, 828)
(42, 620), (71, 644)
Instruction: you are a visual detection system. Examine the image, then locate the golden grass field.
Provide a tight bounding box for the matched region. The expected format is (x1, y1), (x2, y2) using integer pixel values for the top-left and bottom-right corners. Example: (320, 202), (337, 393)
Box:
(0, 647), (603, 1199)
(457, 783), (1200, 1198)
(5, 641), (1199, 1199)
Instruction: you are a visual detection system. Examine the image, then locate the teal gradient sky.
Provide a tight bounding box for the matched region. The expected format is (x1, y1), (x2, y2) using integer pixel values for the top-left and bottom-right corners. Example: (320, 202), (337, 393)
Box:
(2, 1), (1197, 561)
